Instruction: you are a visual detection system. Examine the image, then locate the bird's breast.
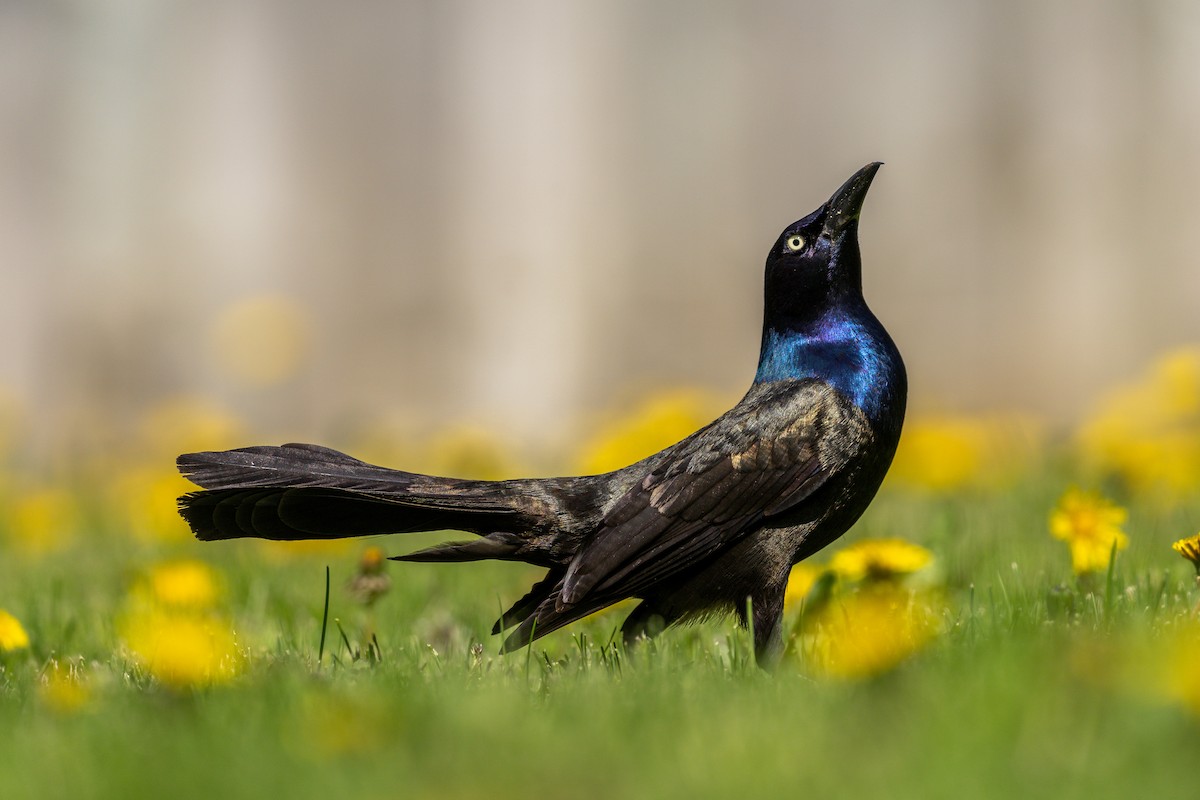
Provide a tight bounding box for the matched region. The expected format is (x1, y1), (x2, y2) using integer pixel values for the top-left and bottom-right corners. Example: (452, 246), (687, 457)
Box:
(754, 328), (903, 427)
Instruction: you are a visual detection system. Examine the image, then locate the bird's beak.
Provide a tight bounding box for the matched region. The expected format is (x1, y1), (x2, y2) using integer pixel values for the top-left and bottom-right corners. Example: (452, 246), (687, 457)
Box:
(824, 162), (882, 237)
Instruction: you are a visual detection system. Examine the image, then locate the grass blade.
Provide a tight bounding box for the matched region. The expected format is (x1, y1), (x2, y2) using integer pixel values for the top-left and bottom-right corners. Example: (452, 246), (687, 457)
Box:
(318, 565), (331, 664)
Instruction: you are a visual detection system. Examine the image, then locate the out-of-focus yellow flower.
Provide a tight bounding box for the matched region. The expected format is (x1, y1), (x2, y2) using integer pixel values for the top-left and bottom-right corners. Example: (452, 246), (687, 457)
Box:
(112, 400), (242, 543)
(801, 585), (943, 680)
(575, 389), (726, 475)
(111, 467), (196, 543)
(288, 691), (393, 759)
(39, 663), (91, 714)
(122, 559), (240, 689)
(355, 419), (530, 483)
(888, 413), (1043, 492)
(1159, 630), (1200, 717)
(137, 560), (221, 609)
(1077, 346), (1200, 499)
(420, 425), (525, 481)
(1173, 533), (1200, 576)
(260, 538), (355, 559)
(122, 608), (241, 689)
(1049, 488), (1129, 575)
(138, 396), (245, 459)
(829, 538), (934, 583)
(6, 487), (78, 554)
(1157, 346), (1200, 414)
(347, 546), (391, 607)
(211, 294), (311, 388)
(783, 563), (826, 613)
(0, 609), (30, 652)
(1072, 625), (1200, 717)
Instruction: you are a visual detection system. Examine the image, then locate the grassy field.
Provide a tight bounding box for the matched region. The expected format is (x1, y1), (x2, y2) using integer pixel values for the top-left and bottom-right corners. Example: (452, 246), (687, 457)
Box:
(2, 353), (1200, 800)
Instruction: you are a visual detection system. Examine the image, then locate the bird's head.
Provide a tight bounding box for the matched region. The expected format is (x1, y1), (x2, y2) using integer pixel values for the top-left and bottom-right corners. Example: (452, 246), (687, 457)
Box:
(763, 162), (881, 326)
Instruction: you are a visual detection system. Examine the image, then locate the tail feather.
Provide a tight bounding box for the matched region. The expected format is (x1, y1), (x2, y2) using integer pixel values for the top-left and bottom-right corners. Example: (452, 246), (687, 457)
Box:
(179, 443), (399, 491)
(177, 443), (541, 542)
(176, 442), (602, 652)
(392, 532), (527, 563)
(179, 444), (510, 510)
(180, 486), (528, 542)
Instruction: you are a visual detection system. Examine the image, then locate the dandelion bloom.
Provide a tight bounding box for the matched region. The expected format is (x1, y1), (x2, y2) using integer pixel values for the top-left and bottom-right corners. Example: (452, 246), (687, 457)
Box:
(143, 560), (221, 609)
(112, 466), (201, 543)
(1172, 533), (1200, 575)
(420, 425), (524, 481)
(39, 665), (91, 714)
(211, 295), (311, 388)
(293, 692), (392, 757)
(122, 561), (239, 688)
(122, 608), (240, 689)
(574, 389), (725, 475)
(802, 585), (942, 680)
(829, 538), (933, 582)
(1049, 488), (1129, 574)
(1158, 628), (1200, 717)
(1076, 346), (1200, 499)
(0, 609), (30, 652)
(783, 563), (824, 612)
(347, 546), (392, 607)
(138, 395), (245, 458)
(7, 488), (77, 554)
(887, 414), (1042, 492)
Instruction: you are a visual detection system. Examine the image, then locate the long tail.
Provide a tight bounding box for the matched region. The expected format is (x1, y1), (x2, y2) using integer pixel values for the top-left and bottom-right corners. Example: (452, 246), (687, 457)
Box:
(178, 443), (541, 554)
(177, 442), (608, 651)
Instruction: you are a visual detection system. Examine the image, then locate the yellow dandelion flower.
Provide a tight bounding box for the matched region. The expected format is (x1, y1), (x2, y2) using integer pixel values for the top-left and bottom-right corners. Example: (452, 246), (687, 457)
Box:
(887, 413), (1042, 492)
(259, 538), (355, 559)
(211, 295), (311, 388)
(1076, 346), (1200, 499)
(1073, 625), (1200, 717)
(39, 665), (91, 714)
(889, 417), (987, 491)
(0, 609), (30, 652)
(7, 487), (78, 555)
(802, 585), (943, 680)
(122, 608), (241, 689)
(1049, 488), (1129, 575)
(289, 691), (393, 759)
(1172, 533), (1200, 576)
(783, 563), (825, 613)
(347, 546), (392, 607)
(111, 467), (196, 543)
(138, 396), (245, 459)
(575, 389), (726, 475)
(420, 425), (526, 481)
(829, 538), (934, 583)
(1155, 346), (1200, 416)
(140, 560), (221, 609)
(1152, 626), (1200, 718)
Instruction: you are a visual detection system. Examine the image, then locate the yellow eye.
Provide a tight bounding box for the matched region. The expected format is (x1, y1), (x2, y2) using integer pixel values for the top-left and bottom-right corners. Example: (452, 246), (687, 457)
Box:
(785, 235), (805, 252)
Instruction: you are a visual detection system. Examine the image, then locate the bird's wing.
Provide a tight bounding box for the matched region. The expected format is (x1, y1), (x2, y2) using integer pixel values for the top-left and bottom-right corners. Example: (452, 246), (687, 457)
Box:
(560, 378), (872, 607)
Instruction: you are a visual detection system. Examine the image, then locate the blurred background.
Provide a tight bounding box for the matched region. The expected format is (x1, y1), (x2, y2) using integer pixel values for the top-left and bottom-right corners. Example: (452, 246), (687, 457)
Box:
(1, 0), (1198, 468)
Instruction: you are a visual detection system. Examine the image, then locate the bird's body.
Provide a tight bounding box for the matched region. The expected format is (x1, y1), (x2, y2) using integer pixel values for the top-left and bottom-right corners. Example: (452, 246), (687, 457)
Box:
(178, 164), (905, 665)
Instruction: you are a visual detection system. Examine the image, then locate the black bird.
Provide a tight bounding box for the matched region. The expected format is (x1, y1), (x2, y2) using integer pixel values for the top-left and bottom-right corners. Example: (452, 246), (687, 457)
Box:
(177, 163), (906, 665)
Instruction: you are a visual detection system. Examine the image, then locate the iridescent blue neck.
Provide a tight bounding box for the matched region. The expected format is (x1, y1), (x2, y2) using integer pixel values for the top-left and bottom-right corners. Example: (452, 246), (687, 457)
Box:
(754, 305), (904, 423)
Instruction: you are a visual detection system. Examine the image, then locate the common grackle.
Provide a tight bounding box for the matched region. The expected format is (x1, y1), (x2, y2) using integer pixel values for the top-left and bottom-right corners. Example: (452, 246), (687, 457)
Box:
(177, 163), (906, 666)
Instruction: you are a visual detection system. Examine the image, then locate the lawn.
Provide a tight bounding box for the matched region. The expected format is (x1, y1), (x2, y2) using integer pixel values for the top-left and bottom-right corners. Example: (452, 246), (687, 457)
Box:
(1, 349), (1199, 800)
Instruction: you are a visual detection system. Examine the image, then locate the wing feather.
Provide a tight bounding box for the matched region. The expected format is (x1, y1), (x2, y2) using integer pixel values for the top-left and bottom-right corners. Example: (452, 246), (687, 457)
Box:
(558, 380), (870, 608)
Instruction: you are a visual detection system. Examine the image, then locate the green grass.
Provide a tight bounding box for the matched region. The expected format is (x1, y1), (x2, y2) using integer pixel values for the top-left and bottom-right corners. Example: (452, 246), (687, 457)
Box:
(2, 484), (1199, 800)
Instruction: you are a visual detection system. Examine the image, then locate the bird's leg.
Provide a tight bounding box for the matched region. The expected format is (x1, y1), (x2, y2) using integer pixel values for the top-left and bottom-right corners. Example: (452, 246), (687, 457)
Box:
(739, 584), (787, 669)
